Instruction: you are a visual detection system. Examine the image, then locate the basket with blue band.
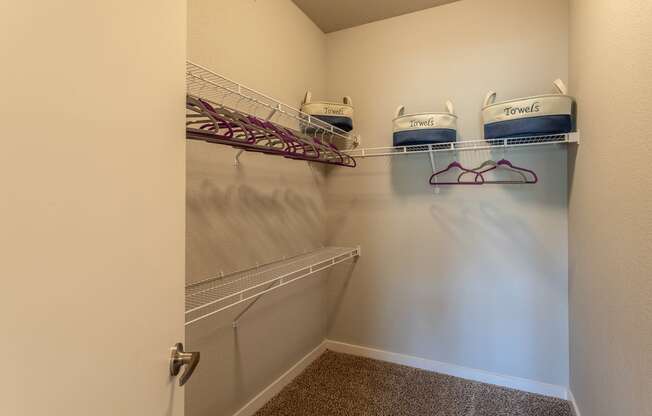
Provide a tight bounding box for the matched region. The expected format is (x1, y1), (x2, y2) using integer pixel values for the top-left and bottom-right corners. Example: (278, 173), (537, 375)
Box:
(301, 92), (354, 133)
(392, 101), (457, 146)
(482, 79), (575, 140)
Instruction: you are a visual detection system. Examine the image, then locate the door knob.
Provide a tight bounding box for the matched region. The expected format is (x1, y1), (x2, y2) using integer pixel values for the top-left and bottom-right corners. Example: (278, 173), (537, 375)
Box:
(169, 342), (200, 386)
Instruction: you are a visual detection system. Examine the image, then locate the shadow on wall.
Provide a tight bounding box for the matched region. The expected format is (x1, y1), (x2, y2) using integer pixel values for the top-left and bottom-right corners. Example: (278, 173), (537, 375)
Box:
(185, 273), (327, 416)
(324, 195), (360, 244)
(187, 310), (246, 403)
(439, 200), (564, 378)
(566, 144), (578, 202)
(322, 142), (568, 382)
(187, 180), (324, 279)
(428, 196), (562, 275)
(325, 260), (359, 333)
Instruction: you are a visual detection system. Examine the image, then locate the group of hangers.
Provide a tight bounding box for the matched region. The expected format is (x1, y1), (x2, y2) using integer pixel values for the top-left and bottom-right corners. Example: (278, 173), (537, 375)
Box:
(429, 157), (538, 185)
(185, 95), (356, 167)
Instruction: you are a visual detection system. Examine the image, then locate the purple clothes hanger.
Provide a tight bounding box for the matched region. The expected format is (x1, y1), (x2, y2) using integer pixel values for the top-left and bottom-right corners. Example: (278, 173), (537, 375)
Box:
(246, 114), (324, 159)
(190, 101), (289, 157)
(456, 159), (530, 184)
(481, 159), (538, 184)
(246, 116), (304, 154)
(186, 96), (356, 167)
(192, 99), (260, 144)
(429, 160), (485, 185)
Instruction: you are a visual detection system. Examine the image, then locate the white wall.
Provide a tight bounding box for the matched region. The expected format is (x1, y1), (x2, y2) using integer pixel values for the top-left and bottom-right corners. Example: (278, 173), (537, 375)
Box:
(324, 0), (571, 387)
(568, 1), (652, 415)
(186, 1), (329, 415)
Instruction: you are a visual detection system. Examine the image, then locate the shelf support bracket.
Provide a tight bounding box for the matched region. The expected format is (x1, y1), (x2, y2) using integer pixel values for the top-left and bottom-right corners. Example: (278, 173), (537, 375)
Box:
(428, 145), (440, 194)
(232, 282), (277, 328)
(234, 150), (244, 166)
(266, 108), (278, 121)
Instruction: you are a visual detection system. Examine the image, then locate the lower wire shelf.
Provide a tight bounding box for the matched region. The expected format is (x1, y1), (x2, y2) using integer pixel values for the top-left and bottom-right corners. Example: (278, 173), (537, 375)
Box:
(185, 246), (360, 326)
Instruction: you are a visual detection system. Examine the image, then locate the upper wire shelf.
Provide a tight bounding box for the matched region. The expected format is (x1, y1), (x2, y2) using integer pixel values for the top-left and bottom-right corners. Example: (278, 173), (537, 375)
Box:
(185, 246), (360, 326)
(345, 132), (579, 158)
(186, 61), (358, 166)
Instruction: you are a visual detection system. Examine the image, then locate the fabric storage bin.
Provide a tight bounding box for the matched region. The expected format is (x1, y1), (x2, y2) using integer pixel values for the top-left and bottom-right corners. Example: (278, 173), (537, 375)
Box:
(301, 91), (354, 132)
(392, 101), (457, 146)
(482, 79), (575, 139)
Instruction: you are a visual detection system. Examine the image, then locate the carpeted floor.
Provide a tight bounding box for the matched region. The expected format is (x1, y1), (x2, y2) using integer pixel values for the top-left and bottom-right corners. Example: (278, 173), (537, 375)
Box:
(254, 351), (573, 416)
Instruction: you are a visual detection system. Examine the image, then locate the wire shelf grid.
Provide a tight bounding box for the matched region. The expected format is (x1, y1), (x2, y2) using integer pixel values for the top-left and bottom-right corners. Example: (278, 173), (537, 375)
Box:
(186, 61), (358, 148)
(345, 132), (579, 158)
(185, 246), (360, 325)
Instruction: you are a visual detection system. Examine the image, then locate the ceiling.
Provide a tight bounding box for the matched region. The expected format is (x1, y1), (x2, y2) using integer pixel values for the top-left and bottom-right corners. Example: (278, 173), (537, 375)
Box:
(292, 0), (462, 33)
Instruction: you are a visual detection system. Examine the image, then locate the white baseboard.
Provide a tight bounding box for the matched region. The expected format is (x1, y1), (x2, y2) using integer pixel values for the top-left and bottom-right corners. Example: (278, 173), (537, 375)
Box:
(324, 339), (569, 400)
(231, 341), (327, 416)
(567, 389), (582, 416)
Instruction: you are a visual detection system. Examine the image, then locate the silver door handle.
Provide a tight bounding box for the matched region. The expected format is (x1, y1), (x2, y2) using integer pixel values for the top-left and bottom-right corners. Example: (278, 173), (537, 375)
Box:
(169, 342), (200, 386)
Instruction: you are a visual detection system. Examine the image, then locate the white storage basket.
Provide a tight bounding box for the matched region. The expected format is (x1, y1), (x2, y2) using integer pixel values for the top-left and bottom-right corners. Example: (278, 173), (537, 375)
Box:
(301, 91), (354, 133)
(482, 79), (575, 140)
(392, 101), (457, 146)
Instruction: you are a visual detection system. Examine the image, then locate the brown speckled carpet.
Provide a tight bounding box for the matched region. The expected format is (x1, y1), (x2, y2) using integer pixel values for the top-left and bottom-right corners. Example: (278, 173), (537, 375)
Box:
(255, 351), (572, 416)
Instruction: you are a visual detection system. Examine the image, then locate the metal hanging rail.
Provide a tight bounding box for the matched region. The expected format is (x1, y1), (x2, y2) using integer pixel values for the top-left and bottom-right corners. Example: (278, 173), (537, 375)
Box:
(185, 246), (360, 327)
(345, 132), (579, 158)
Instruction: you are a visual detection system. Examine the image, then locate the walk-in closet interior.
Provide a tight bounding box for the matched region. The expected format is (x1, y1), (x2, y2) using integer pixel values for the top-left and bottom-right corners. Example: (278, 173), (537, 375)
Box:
(4, 0), (651, 416)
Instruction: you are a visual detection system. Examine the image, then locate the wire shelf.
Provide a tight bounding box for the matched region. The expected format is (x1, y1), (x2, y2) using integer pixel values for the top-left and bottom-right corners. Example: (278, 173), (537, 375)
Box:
(185, 95), (357, 167)
(185, 246), (360, 326)
(186, 61), (358, 148)
(345, 132), (579, 158)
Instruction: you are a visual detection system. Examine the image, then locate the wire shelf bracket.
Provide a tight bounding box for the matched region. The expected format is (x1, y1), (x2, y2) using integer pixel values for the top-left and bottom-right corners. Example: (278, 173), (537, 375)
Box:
(185, 246), (361, 327)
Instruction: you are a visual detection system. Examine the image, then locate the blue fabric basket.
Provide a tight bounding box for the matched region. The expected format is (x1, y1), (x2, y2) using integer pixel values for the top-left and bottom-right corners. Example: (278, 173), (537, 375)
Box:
(301, 92), (354, 133)
(482, 79), (575, 140)
(392, 101), (457, 147)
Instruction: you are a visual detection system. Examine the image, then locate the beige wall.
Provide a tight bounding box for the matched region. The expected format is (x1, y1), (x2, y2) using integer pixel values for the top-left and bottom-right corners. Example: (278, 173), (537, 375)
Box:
(186, 1), (329, 415)
(324, 0), (571, 386)
(568, 1), (652, 415)
(1, 1), (186, 415)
